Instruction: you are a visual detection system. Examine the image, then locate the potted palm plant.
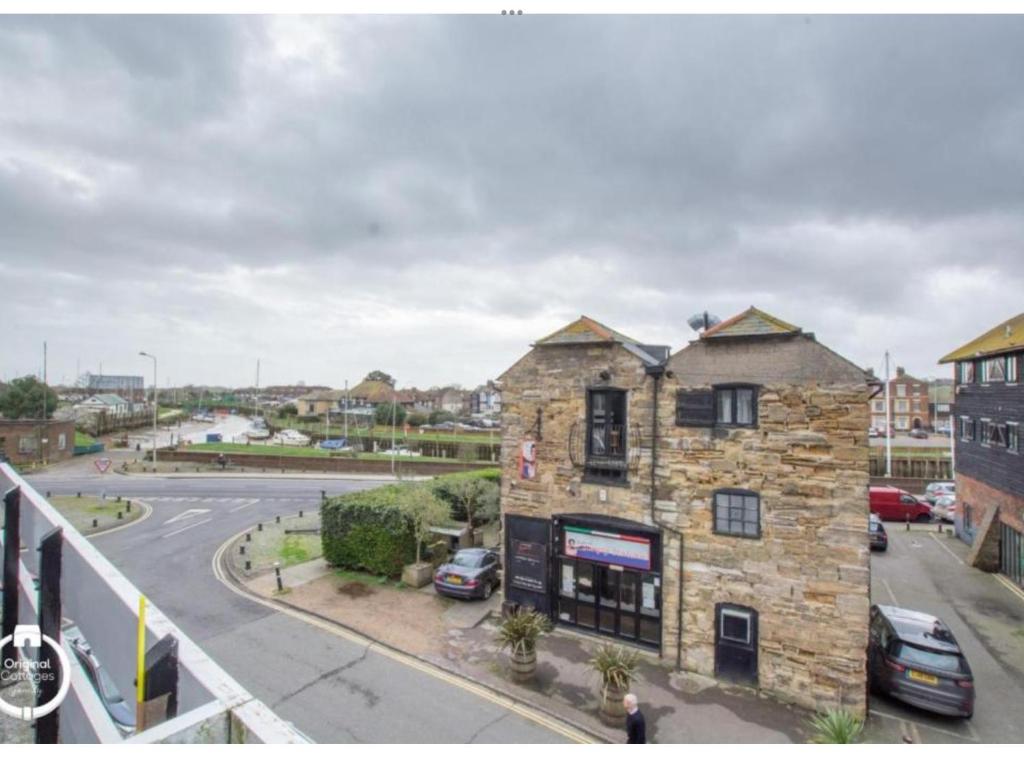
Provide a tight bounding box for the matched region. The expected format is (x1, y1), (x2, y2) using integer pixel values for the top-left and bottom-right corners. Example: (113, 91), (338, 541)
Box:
(590, 644), (640, 727)
(497, 608), (552, 682)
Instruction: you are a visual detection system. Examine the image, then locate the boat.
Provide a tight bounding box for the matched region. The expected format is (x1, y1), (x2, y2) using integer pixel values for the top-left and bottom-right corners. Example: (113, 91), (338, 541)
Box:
(275, 429), (310, 447)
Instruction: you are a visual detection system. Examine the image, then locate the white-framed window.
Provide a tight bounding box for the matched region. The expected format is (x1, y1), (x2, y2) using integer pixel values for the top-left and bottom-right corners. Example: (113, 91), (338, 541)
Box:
(960, 416), (975, 442)
(719, 607), (753, 644)
(895, 416), (909, 430)
(959, 361), (975, 384)
(896, 384), (907, 397)
(872, 415), (888, 429)
(980, 418), (993, 446)
(1009, 423), (1019, 454)
(895, 399), (909, 413)
(1008, 356), (1019, 383)
(58, 433), (67, 451)
(981, 357), (1006, 383)
(18, 436), (38, 454)
(872, 399), (885, 413)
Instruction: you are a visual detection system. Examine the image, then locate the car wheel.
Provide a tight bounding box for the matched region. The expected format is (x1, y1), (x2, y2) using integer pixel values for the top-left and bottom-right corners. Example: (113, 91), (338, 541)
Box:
(916, 514), (932, 524)
(483, 582), (493, 600)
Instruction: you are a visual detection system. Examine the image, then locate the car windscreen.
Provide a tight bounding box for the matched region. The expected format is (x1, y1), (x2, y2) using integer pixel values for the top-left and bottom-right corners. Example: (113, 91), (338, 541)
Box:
(452, 552), (485, 568)
(893, 642), (967, 673)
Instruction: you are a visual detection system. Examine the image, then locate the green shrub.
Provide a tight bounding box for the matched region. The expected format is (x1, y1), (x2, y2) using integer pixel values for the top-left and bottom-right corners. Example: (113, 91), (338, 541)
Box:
(406, 411), (428, 428)
(432, 469), (500, 524)
(808, 709), (864, 744)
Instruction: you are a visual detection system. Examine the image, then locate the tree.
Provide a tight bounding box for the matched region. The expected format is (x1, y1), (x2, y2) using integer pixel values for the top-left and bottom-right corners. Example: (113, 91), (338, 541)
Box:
(365, 370), (396, 387)
(277, 403), (298, 418)
(0, 376), (58, 419)
(444, 475), (499, 535)
(375, 401), (406, 426)
(397, 484), (451, 562)
(406, 410), (428, 428)
(428, 409), (456, 425)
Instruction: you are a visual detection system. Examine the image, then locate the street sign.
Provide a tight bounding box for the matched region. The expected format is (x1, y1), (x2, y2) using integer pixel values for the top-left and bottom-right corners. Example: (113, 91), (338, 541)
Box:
(94, 458), (112, 473)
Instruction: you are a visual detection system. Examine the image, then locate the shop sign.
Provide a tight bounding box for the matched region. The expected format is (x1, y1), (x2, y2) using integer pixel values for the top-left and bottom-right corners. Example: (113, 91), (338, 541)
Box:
(510, 539), (547, 593)
(564, 526), (651, 570)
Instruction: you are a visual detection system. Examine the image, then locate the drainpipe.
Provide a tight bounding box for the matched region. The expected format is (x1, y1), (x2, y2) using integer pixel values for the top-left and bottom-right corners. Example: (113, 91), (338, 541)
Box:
(646, 365), (685, 670)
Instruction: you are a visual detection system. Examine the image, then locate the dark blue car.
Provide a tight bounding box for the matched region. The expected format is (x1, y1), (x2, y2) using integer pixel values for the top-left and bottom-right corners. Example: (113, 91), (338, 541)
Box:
(434, 548), (501, 600)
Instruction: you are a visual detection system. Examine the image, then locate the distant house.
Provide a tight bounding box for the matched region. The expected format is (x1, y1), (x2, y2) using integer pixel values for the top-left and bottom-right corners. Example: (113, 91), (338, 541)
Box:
(869, 366), (930, 432)
(929, 379), (955, 433)
(0, 418), (76, 464)
(939, 313), (1023, 589)
(296, 389), (343, 417)
(347, 379), (397, 408)
(470, 381), (502, 416)
(434, 387), (468, 415)
(396, 388), (435, 413)
(76, 394), (131, 417)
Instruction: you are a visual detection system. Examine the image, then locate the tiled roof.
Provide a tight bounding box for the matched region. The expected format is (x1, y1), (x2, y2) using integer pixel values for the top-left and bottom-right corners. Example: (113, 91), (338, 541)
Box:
(348, 379), (396, 403)
(534, 316), (639, 346)
(297, 389), (335, 402)
(701, 306), (801, 339)
(939, 312), (1024, 364)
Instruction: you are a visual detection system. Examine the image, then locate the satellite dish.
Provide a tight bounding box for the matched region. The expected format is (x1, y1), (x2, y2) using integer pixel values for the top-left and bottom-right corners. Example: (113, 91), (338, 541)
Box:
(687, 311), (721, 333)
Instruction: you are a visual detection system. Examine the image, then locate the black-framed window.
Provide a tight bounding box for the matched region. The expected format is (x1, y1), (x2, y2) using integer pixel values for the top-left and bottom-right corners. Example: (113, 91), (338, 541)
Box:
(585, 388), (627, 482)
(713, 489), (761, 538)
(959, 416), (975, 442)
(715, 385), (757, 427)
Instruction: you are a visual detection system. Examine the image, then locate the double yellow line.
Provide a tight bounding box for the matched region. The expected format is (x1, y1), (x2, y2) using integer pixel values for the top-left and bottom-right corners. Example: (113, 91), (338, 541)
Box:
(210, 536), (595, 744)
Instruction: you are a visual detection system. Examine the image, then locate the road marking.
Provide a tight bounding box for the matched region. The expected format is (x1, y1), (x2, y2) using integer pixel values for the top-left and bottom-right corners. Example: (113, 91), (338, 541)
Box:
(928, 533), (965, 565)
(881, 578), (899, 606)
(869, 707), (976, 743)
(994, 574), (1024, 605)
(230, 499), (260, 513)
(162, 518), (212, 538)
(164, 508), (211, 526)
(210, 537), (594, 744)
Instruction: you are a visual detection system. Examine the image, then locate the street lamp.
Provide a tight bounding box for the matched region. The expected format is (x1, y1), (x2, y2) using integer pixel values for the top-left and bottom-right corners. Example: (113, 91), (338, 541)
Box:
(140, 352), (157, 468)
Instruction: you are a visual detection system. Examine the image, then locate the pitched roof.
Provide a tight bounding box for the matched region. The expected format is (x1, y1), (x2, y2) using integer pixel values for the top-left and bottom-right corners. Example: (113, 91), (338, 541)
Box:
(534, 315), (639, 346)
(348, 379), (396, 403)
(701, 306), (801, 340)
(939, 312), (1024, 364)
(297, 389), (334, 402)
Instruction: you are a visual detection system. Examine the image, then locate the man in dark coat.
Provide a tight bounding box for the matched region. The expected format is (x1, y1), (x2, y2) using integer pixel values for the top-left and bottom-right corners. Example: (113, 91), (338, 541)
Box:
(623, 693), (646, 744)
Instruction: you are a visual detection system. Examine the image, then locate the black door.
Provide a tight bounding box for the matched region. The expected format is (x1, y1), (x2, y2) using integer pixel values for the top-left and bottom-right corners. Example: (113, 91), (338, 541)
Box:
(715, 603), (758, 685)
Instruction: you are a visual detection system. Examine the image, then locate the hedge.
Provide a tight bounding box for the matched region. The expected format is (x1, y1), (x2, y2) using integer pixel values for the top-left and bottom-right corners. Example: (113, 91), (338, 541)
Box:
(320, 468), (501, 577)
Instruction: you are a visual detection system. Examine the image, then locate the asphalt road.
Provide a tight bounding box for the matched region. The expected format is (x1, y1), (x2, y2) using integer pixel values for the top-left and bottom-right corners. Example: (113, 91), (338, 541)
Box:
(25, 471), (578, 744)
(868, 525), (1024, 744)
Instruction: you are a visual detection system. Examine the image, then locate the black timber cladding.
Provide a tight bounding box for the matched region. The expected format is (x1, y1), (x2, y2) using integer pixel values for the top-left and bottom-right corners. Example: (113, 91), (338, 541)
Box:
(954, 370), (1024, 499)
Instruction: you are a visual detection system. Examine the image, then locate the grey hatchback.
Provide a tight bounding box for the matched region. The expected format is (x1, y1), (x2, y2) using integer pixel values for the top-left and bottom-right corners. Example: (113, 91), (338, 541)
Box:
(869, 605), (975, 718)
(433, 548), (501, 600)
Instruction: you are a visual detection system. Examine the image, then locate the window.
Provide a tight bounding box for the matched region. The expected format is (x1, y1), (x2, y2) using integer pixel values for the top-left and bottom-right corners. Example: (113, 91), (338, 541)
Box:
(713, 490), (761, 538)
(981, 357), (1006, 383)
(1008, 423), (1019, 454)
(959, 416), (975, 442)
(58, 433), (67, 451)
(895, 416), (909, 430)
(1007, 355), (1019, 383)
(720, 607), (752, 644)
(896, 384), (907, 397)
(895, 399), (909, 413)
(714, 386), (757, 427)
(959, 361), (975, 384)
(18, 435), (38, 454)
(982, 420), (1008, 448)
(872, 399), (885, 413)
(585, 388), (627, 482)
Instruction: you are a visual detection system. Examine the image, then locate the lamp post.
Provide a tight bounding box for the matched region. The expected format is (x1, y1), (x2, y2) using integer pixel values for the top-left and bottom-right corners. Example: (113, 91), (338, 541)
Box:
(140, 352), (157, 468)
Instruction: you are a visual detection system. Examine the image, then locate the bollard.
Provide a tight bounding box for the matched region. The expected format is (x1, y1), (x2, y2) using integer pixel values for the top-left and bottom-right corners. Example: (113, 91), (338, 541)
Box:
(92, 518), (98, 528)
(906, 514), (910, 531)
(275, 563), (283, 592)
(239, 545), (246, 555)
(938, 522), (943, 533)
(126, 500), (132, 513)
(46, 490), (51, 498)
(117, 495), (122, 502)
(102, 492), (106, 500)
(245, 560), (251, 571)
(77, 491), (81, 498)
(299, 509), (303, 518)
(246, 532), (251, 542)
(257, 522), (263, 532)
(321, 489), (326, 500)
(275, 515), (280, 524)
(117, 510), (123, 520)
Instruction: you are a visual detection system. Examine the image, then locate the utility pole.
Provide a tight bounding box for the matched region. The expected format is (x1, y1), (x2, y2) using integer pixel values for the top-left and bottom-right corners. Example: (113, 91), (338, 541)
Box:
(391, 391), (397, 476)
(41, 341), (48, 464)
(140, 352), (158, 468)
(344, 379), (349, 443)
(884, 350), (892, 478)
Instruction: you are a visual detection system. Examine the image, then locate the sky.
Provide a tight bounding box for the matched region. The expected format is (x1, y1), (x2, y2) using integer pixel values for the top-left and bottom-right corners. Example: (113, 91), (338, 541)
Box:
(2, 14), (1023, 390)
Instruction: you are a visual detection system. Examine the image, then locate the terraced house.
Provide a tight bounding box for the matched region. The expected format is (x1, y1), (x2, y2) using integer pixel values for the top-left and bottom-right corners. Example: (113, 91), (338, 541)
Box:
(940, 312), (1024, 590)
(497, 308), (873, 715)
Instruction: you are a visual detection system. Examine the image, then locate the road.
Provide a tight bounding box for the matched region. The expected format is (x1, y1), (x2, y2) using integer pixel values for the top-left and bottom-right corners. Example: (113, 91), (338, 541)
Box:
(869, 434), (953, 450)
(26, 469), (578, 743)
(867, 524), (1024, 744)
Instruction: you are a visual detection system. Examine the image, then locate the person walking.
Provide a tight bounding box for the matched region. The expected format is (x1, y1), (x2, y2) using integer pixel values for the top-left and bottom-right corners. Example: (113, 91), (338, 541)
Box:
(623, 693), (646, 744)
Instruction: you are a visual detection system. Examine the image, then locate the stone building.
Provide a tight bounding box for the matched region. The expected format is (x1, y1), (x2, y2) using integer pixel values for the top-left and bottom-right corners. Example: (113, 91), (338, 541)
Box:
(497, 308), (872, 715)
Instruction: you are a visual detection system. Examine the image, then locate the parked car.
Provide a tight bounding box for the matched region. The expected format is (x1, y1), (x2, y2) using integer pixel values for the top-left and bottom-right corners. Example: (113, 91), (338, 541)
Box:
(909, 428), (929, 439)
(869, 513), (888, 552)
(433, 548), (501, 600)
(932, 495), (957, 523)
(936, 425), (952, 436)
(870, 486), (933, 523)
(869, 604), (975, 718)
(868, 427), (881, 438)
(65, 625), (136, 736)
(924, 482), (956, 505)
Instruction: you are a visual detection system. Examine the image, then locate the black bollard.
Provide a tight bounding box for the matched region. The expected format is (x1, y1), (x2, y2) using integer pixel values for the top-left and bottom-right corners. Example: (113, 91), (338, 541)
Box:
(321, 490), (326, 500)
(46, 490), (51, 498)
(117, 510), (123, 520)
(245, 560), (251, 571)
(906, 514), (910, 531)
(126, 500), (132, 513)
(239, 545), (246, 555)
(77, 491), (81, 498)
(275, 515), (280, 524)
(92, 518), (98, 528)
(257, 522), (263, 532)
(299, 509), (303, 518)
(275, 565), (283, 592)
(245, 532), (251, 542)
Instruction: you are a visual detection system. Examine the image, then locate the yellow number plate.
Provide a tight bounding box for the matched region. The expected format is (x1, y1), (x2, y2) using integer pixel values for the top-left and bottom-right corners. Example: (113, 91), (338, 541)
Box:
(908, 669), (939, 685)
(447, 576), (462, 585)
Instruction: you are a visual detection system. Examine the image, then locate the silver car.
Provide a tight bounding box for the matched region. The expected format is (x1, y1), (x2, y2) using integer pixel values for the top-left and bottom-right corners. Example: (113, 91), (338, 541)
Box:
(924, 482), (956, 505)
(932, 495), (957, 523)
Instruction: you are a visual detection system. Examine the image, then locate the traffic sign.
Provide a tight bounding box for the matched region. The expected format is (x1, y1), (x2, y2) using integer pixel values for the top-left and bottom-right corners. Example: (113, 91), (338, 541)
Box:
(95, 458), (112, 473)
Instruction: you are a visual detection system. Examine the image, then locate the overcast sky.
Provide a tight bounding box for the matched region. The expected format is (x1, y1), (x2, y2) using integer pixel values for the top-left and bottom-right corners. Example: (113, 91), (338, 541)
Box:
(2, 14), (1022, 390)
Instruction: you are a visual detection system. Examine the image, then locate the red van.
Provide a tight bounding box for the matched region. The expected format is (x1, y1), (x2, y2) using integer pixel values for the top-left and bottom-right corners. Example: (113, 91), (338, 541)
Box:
(870, 486), (933, 523)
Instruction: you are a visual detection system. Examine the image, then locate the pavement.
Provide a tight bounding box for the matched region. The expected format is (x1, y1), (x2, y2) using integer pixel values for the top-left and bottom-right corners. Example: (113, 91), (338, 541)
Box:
(864, 523), (1024, 743)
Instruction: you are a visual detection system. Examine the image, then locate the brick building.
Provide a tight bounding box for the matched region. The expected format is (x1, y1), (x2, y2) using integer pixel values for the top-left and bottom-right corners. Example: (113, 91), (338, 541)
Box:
(497, 308), (872, 715)
(0, 419), (76, 465)
(869, 367), (930, 432)
(940, 312), (1024, 590)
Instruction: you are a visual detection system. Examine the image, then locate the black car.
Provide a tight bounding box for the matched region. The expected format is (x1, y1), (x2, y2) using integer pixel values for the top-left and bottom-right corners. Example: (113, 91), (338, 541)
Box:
(869, 605), (975, 718)
(433, 548), (501, 600)
(869, 514), (888, 552)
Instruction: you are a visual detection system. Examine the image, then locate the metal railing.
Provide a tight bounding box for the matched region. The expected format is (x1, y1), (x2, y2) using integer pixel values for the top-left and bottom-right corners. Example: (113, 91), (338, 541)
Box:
(0, 462), (308, 743)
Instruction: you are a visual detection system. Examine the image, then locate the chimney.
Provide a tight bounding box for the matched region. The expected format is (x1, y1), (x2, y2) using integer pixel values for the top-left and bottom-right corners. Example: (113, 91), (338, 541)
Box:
(896, 366), (905, 377)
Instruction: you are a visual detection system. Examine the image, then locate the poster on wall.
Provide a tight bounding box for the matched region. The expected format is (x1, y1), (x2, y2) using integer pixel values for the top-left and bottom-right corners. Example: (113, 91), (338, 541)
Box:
(518, 440), (537, 480)
(510, 539), (547, 593)
(564, 525), (651, 570)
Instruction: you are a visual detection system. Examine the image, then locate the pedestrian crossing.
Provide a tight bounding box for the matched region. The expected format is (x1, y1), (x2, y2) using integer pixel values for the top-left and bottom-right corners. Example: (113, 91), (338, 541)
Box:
(135, 496), (313, 503)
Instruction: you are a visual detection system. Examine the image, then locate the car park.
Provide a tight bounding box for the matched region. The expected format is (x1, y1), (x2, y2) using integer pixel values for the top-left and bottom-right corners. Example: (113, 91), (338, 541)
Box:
(870, 486), (933, 523)
(870, 513), (888, 552)
(869, 604), (975, 718)
(433, 548), (501, 600)
(925, 481), (956, 505)
(932, 495), (957, 523)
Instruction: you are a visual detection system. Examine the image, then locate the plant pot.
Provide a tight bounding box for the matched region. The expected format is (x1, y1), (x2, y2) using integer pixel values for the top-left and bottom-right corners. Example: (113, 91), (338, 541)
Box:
(599, 684), (628, 728)
(402, 561), (433, 588)
(509, 647), (537, 682)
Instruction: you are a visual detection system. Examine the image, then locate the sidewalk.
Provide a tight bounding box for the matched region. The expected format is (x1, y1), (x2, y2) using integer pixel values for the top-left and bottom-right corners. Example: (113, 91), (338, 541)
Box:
(224, 547), (813, 743)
